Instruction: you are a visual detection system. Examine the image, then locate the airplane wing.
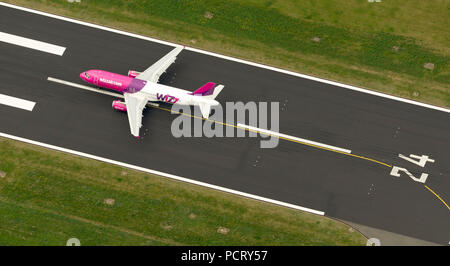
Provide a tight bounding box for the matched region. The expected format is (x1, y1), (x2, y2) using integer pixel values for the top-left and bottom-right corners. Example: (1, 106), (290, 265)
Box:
(123, 92), (148, 137)
(136, 46), (184, 83)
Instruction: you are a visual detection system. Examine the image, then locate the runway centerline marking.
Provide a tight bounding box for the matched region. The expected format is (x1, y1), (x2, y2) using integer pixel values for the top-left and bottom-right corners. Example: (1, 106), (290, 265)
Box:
(48, 77), (391, 168)
(47, 77), (159, 107)
(0, 93), (36, 111)
(42, 79), (450, 213)
(237, 123), (352, 154)
(48, 77), (124, 98)
(0, 31), (66, 56)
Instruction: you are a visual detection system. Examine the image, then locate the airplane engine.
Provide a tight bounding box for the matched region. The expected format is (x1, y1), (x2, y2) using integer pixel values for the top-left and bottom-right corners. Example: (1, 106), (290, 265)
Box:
(128, 70), (141, 78)
(112, 100), (127, 112)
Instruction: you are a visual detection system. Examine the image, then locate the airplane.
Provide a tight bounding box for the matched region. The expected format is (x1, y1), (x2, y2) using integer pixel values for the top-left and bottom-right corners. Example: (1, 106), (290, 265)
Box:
(79, 46), (224, 138)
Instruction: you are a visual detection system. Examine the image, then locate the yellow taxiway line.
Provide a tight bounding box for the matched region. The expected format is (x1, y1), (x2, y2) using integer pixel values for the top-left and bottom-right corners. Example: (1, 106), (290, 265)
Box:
(153, 105), (392, 168)
(425, 185), (450, 211)
(48, 77), (450, 213)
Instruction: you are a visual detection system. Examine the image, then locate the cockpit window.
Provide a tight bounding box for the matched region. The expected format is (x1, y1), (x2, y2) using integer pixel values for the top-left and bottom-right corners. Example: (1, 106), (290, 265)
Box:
(84, 72), (90, 79)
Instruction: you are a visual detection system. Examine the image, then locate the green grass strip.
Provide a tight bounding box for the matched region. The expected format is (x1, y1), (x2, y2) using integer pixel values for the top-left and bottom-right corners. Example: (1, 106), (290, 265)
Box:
(0, 137), (366, 245)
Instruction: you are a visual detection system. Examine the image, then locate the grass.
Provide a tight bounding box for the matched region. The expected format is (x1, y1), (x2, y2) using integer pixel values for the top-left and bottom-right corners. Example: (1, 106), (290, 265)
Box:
(2, 0), (449, 107)
(0, 137), (366, 245)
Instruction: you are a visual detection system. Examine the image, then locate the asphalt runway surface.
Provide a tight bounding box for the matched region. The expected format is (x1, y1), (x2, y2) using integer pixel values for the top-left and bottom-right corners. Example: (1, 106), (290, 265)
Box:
(0, 4), (449, 244)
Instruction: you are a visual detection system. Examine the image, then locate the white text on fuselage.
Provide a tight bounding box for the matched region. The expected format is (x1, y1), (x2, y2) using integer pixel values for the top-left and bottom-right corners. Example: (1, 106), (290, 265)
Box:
(99, 78), (122, 87)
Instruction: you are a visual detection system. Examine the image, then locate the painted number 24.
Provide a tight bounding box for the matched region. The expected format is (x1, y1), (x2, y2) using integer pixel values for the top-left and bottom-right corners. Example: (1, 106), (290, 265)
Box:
(390, 154), (435, 184)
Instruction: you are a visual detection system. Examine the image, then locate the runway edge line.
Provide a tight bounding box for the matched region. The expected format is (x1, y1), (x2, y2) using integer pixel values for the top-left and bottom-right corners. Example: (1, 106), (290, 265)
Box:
(0, 132), (325, 216)
(0, 1), (449, 114)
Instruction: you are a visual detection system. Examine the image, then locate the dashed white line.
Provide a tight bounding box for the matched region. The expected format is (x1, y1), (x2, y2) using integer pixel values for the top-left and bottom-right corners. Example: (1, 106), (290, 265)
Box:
(0, 31), (66, 56)
(238, 123), (352, 154)
(0, 93), (36, 111)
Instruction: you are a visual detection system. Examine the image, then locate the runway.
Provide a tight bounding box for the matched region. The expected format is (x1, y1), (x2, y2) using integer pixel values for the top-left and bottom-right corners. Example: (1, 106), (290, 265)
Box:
(0, 3), (449, 245)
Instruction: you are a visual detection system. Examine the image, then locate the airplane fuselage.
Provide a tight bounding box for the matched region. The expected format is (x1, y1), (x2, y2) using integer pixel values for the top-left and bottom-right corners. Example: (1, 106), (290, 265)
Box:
(80, 69), (219, 107)
(78, 46), (224, 137)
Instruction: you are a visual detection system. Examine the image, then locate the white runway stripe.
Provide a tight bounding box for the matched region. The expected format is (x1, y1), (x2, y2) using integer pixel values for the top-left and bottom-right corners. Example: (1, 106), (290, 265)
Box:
(47, 77), (160, 107)
(238, 123), (352, 154)
(0, 31), (66, 55)
(49, 76), (350, 154)
(48, 77), (124, 98)
(0, 93), (36, 111)
(0, 131), (325, 216)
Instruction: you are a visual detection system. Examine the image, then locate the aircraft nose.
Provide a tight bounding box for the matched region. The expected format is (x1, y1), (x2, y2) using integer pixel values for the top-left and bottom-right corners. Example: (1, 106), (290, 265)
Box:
(80, 71), (89, 81)
(80, 71), (91, 81)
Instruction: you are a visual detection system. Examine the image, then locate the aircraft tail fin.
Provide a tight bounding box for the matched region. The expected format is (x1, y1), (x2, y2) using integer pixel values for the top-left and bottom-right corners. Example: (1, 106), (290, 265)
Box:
(191, 82), (224, 100)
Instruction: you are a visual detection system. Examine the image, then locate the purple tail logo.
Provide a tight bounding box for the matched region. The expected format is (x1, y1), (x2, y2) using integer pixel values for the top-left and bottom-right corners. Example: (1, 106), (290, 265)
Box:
(191, 82), (216, 96)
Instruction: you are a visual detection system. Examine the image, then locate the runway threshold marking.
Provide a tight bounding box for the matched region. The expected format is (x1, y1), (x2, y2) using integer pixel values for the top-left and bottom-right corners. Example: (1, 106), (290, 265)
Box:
(0, 31), (66, 56)
(48, 77), (392, 168)
(424, 185), (450, 211)
(0, 93), (35, 111)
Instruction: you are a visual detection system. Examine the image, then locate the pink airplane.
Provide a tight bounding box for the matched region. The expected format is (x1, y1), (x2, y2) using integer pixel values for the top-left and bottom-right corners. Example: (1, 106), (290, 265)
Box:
(80, 46), (224, 137)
